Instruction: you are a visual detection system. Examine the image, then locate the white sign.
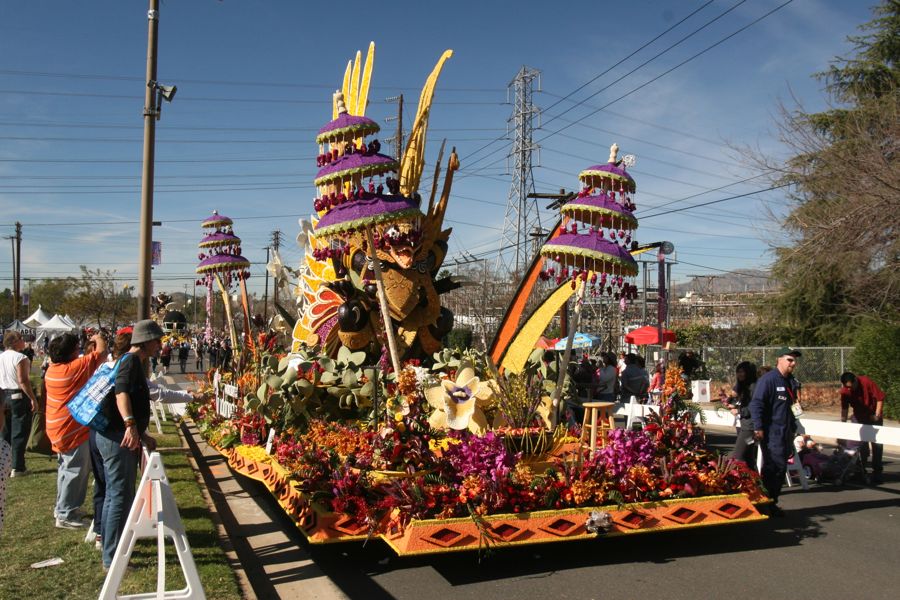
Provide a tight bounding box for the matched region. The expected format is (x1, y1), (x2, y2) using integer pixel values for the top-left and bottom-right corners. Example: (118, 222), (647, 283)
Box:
(223, 384), (239, 399)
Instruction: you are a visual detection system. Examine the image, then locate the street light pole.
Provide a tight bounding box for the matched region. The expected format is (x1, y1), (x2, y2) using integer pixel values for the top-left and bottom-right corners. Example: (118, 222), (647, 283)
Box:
(137, 0), (160, 320)
(263, 245), (270, 322)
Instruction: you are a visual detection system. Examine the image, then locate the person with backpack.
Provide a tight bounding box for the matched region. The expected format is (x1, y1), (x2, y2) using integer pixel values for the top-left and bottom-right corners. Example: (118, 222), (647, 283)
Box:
(95, 320), (161, 570)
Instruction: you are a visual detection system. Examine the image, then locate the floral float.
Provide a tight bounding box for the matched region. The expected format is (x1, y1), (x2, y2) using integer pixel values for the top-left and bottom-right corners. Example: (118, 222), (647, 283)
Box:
(292, 42), (459, 373)
(187, 46), (770, 558)
(539, 142), (640, 425)
(196, 211), (252, 367)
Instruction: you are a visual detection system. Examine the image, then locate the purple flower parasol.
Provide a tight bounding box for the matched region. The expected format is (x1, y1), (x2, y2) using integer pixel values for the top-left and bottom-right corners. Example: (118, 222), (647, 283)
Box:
(578, 162), (636, 192)
(316, 113), (380, 144)
(196, 253), (250, 274)
(314, 194), (422, 238)
(199, 231), (242, 248)
(540, 233), (638, 276)
(561, 192), (638, 230)
(201, 211), (233, 229)
(314, 153), (399, 186)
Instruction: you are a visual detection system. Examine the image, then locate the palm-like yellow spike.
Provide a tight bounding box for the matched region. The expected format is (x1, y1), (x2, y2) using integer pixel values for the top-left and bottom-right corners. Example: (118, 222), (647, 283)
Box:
(357, 42), (375, 117)
(400, 49), (453, 197)
(349, 50), (362, 115)
(341, 60), (352, 117)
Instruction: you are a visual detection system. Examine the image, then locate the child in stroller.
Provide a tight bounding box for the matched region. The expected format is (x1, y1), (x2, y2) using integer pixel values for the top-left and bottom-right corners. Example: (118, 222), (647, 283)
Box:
(792, 434), (867, 485)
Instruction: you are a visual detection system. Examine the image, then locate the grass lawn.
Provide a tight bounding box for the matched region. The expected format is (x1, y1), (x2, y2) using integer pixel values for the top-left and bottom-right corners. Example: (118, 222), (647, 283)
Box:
(0, 417), (244, 599)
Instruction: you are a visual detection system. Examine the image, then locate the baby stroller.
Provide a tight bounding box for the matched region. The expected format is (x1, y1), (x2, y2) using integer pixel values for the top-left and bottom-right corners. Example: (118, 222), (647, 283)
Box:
(814, 439), (867, 486)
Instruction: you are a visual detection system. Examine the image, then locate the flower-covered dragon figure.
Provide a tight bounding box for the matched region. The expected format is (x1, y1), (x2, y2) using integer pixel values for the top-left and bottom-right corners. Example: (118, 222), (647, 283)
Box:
(292, 43), (461, 366)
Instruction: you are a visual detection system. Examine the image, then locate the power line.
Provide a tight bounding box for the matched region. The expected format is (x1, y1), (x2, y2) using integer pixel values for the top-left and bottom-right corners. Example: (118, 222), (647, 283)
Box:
(0, 68), (506, 93)
(459, 0), (718, 166)
(0, 134), (499, 144)
(535, 0), (747, 135)
(0, 119), (504, 133)
(533, 0), (796, 147)
(0, 88), (507, 106)
(461, 0), (795, 180)
(0, 156), (310, 164)
(552, 132), (745, 177)
(551, 116), (744, 168)
(640, 183), (792, 219)
(673, 258), (773, 279)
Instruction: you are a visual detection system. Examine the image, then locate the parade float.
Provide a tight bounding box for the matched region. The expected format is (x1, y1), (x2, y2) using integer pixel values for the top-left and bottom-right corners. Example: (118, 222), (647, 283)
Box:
(188, 43), (769, 557)
(196, 211), (253, 369)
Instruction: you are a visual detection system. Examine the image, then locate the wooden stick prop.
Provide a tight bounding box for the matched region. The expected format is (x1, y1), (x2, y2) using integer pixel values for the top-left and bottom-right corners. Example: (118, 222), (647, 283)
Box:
(426, 139), (446, 217)
(365, 227), (402, 375)
(549, 278), (586, 428)
(214, 273), (239, 372)
(239, 277), (254, 372)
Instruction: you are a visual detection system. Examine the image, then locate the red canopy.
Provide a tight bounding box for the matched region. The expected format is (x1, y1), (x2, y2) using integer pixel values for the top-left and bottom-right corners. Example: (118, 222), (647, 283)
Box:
(625, 325), (676, 346)
(535, 336), (560, 349)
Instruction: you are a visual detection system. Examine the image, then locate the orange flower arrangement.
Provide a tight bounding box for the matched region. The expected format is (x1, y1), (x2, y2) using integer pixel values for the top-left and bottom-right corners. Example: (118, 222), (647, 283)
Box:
(663, 363), (688, 398)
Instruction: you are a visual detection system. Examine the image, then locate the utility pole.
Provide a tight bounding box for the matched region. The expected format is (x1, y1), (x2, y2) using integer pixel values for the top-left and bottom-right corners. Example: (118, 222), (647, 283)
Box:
(498, 66), (541, 277)
(14, 222), (21, 320)
(384, 95), (404, 159)
(270, 230), (282, 312)
(640, 259), (651, 326)
(137, 0), (160, 320)
(6, 223), (23, 320)
(263, 245), (270, 322)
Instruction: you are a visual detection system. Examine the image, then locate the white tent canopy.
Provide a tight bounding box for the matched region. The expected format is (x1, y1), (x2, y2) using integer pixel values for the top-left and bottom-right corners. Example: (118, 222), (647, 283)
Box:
(35, 314), (76, 344)
(23, 305), (52, 328)
(4, 319), (34, 334)
(61, 314), (78, 328)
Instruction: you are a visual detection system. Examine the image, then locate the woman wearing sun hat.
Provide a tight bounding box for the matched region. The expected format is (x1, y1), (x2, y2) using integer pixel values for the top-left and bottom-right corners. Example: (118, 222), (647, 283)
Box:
(95, 319), (162, 569)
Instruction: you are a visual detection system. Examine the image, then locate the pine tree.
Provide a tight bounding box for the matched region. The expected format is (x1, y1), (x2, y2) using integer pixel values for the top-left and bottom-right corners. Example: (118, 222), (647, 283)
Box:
(762, 1), (900, 343)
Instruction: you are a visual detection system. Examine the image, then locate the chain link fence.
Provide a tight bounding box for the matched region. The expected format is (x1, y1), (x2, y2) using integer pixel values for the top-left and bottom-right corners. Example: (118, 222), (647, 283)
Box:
(642, 346), (854, 384)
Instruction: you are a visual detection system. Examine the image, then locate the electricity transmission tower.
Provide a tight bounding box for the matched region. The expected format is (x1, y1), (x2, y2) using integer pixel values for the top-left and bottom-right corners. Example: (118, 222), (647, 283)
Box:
(497, 66), (542, 277)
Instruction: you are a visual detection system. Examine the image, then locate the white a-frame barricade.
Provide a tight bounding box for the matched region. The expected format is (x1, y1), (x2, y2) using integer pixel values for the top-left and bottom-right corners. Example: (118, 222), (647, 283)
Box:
(99, 451), (205, 600)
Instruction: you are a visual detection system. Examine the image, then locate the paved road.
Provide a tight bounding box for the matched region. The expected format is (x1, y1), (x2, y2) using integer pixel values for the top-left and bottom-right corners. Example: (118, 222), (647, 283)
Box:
(172, 373), (900, 600)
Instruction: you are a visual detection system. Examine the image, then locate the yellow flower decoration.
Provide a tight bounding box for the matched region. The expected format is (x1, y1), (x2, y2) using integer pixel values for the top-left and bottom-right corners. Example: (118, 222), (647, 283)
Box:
(424, 365), (493, 434)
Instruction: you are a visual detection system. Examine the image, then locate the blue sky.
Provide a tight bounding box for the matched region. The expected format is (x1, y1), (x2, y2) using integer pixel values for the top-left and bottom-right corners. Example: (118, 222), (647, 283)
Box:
(0, 0), (875, 299)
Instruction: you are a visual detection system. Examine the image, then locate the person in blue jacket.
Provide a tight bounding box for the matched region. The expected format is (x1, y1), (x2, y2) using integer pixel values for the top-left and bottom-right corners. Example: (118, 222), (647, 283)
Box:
(750, 347), (802, 517)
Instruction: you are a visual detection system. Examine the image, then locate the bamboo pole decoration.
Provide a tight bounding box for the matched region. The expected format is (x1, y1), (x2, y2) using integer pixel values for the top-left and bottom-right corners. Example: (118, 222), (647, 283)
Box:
(214, 273), (239, 372)
(238, 277), (253, 373)
(365, 227), (402, 375)
(549, 278), (587, 428)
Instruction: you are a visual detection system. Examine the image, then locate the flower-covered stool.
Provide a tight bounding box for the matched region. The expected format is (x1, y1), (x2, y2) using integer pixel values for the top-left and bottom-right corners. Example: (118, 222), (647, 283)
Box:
(578, 401), (616, 462)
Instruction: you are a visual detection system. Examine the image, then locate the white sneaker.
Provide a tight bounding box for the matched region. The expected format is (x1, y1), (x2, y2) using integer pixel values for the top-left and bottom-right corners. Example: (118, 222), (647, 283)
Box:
(55, 517), (89, 529)
(10, 469), (27, 477)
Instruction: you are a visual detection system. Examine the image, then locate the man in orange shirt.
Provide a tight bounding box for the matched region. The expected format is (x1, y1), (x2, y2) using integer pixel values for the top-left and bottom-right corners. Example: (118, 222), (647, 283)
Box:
(44, 331), (107, 528)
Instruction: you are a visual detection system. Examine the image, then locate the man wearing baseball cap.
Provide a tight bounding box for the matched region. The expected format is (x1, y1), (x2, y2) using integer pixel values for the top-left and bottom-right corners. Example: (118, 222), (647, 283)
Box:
(750, 347), (802, 517)
(94, 319), (162, 569)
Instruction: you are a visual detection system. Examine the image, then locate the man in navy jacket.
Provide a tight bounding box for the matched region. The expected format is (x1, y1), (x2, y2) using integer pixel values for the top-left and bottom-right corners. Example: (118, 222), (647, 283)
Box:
(750, 347), (802, 517)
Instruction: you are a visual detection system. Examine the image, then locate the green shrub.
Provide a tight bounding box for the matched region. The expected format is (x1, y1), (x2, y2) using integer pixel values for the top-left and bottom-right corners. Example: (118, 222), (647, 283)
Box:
(848, 322), (900, 420)
(444, 328), (473, 350)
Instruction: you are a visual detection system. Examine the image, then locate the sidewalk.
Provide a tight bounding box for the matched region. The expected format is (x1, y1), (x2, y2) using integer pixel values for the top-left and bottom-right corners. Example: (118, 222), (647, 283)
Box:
(166, 372), (346, 600)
